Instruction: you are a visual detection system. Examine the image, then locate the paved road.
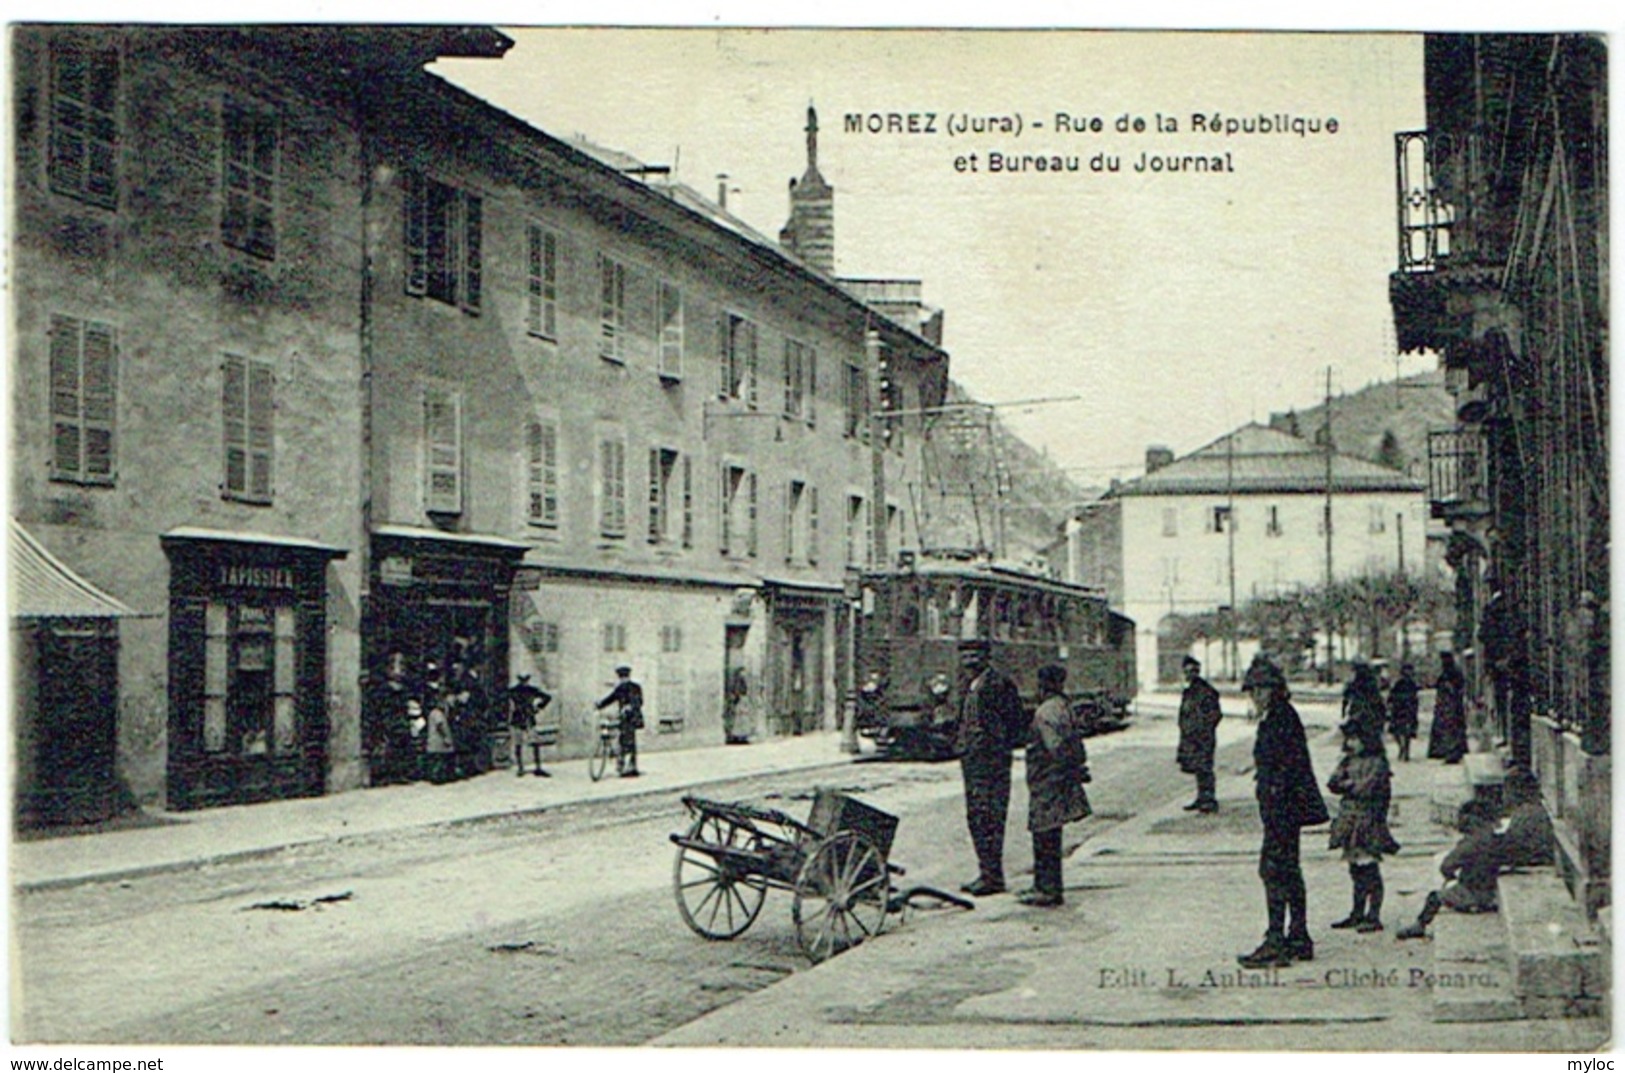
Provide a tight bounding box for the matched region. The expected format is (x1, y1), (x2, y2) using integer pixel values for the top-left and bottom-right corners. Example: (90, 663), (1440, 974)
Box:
(13, 724), (1238, 1045)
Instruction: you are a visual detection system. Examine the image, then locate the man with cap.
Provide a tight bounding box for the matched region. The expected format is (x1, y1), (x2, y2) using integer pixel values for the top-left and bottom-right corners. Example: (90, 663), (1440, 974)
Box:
(596, 665), (644, 777)
(1239, 658), (1329, 968)
(1176, 655), (1223, 813)
(954, 638), (1027, 896)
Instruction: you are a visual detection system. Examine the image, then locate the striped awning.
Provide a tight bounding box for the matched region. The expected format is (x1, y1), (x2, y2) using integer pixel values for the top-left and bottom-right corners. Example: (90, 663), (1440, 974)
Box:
(9, 520), (145, 619)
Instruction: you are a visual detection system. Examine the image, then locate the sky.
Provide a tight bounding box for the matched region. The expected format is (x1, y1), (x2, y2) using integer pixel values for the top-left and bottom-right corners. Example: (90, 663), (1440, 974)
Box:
(434, 28), (1433, 488)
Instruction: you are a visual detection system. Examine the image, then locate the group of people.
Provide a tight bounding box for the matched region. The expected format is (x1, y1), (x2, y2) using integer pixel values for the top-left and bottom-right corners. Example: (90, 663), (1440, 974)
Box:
(369, 647), (495, 786)
(951, 641), (1550, 972)
(370, 649), (647, 785)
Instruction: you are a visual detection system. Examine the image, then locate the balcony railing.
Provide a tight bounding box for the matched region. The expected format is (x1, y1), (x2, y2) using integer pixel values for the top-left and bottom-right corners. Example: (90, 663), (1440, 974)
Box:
(1395, 130), (1456, 273)
(1426, 428), (1489, 516)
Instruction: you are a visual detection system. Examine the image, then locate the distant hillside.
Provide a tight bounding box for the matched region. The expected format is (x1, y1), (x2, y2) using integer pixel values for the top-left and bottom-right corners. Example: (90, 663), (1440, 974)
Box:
(912, 380), (1085, 565)
(1268, 371), (1454, 481)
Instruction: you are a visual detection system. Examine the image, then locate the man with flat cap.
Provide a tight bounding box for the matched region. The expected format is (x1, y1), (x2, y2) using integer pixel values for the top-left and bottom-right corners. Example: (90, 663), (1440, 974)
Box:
(955, 638), (1028, 896)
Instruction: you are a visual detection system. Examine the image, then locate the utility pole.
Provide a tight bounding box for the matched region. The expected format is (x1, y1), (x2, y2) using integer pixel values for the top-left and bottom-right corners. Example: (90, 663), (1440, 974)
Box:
(1323, 366), (1335, 683)
(1226, 429), (1239, 681)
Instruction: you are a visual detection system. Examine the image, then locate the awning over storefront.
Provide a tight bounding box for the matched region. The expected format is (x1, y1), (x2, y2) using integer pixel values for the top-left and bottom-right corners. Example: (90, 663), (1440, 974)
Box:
(9, 520), (146, 619)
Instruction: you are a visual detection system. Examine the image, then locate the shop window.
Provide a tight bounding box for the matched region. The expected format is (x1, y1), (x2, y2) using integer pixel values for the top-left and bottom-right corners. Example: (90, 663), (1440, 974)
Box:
(203, 602), (296, 757)
(49, 41), (119, 209)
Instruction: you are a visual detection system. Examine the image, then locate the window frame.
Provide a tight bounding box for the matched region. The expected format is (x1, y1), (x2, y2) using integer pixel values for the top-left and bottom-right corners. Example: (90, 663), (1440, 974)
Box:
(47, 40), (119, 210)
(598, 433), (628, 539)
(403, 169), (482, 314)
(658, 280), (684, 381)
(220, 96), (278, 261)
(47, 313), (118, 486)
(525, 416), (561, 529)
(221, 353), (275, 504)
(598, 254), (628, 363)
(526, 223), (558, 340)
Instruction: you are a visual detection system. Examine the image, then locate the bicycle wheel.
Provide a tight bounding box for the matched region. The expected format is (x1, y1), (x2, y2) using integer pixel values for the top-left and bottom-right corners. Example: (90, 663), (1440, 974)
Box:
(589, 736), (612, 781)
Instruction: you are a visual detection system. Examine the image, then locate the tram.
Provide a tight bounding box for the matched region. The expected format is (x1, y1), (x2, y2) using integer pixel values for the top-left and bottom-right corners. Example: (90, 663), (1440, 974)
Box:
(853, 557), (1136, 759)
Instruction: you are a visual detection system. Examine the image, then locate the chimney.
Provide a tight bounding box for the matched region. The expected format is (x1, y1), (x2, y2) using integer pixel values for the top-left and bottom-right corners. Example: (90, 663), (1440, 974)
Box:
(1145, 446), (1175, 473)
(716, 174), (729, 210)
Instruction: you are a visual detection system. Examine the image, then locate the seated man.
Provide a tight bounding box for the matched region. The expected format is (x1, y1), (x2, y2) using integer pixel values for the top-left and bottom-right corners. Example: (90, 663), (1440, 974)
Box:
(1396, 767), (1553, 939)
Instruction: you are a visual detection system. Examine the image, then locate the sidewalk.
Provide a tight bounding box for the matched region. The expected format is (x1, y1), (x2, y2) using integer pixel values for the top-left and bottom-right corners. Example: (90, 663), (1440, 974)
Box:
(654, 716), (1609, 1051)
(9, 730), (853, 892)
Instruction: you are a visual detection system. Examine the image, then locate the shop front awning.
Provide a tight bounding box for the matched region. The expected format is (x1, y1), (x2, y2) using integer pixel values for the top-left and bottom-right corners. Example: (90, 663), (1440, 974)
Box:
(9, 520), (148, 619)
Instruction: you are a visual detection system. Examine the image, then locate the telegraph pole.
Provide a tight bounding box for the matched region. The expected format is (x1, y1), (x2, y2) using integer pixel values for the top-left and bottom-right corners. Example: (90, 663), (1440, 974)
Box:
(1323, 366), (1336, 682)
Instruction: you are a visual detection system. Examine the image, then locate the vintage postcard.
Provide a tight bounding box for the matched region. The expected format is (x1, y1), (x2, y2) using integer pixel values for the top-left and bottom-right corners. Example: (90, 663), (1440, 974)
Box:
(5, 17), (1612, 1066)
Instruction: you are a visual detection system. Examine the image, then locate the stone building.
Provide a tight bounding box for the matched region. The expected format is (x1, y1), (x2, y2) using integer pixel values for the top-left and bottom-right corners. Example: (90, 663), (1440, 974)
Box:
(1061, 425), (1426, 690)
(1389, 33), (1608, 913)
(10, 26), (948, 812)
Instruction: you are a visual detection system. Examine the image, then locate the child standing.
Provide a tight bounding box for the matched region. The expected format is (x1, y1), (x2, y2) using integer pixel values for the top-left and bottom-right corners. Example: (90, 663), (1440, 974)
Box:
(1018, 664), (1092, 908)
(1327, 724), (1401, 932)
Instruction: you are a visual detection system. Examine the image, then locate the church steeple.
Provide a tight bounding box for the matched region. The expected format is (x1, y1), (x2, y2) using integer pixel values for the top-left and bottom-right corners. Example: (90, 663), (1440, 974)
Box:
(780, 103), (834, 274)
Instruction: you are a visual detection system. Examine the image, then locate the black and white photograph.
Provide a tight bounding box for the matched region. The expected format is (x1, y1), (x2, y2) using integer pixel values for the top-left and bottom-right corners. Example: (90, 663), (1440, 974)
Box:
(4, 9), (1614, 1063)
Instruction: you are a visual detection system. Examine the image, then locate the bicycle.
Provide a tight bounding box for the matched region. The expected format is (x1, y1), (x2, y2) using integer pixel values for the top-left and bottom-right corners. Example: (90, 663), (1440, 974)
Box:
(589, 714), (623, 782)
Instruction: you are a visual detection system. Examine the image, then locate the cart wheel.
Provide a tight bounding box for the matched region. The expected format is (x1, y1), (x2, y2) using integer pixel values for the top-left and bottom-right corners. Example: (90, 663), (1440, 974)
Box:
(673, 813), (769, 940)
(588, 737), (612, 782)
(792, 830), (890, 963)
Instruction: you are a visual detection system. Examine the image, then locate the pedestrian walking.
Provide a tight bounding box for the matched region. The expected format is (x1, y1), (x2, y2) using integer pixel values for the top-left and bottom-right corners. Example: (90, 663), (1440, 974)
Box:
(596, 665), (644, 777)
(1341, 659), (1386, 748)
(954, 638), (1027, 897)
(507, 674), (553, 776)
(1427, 651), (1468, 763)
(1239, 659), (1329, 969)
(1387, 663), (1420, 761)
(1019, 664), (1091, 908)
(1176, 655), (1222, 813)
(1326, 723), (1401, 933)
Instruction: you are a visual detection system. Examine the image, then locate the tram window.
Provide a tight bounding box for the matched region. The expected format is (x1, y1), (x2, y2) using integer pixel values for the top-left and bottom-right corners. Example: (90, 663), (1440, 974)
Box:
(897, 592), (920, 637)
(994, 593), (1012, 641)
(925, 590), (942, 637)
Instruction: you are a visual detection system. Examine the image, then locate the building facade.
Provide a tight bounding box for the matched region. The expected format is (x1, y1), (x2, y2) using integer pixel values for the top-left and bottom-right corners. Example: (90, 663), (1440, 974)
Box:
(1389, 34), (1608, 912)
(1063, 426), (1427, 690)
(11, 27), (949, 813)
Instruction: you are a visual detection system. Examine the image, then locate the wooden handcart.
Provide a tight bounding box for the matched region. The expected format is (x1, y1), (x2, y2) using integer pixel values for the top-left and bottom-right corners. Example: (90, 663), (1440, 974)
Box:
(669, 789), (971, 963)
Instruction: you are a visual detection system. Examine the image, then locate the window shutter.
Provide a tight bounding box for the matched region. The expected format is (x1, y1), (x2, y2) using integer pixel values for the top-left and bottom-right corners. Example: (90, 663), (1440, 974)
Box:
(526, 224), (542, 336)
(808, 486), (819, 564)
(807, 349), (817, 427)
(718, 312), (730, 399)
(526, 420), (544, 522)
(49, 316), (82, 479)
(745, 321), (758, 409)
(784, 482), (795, 563)
(77, 322), (115, 479)
(783, 340), (795, 415)
(681, 455), (693, 548)
(403, 169), (427, 296)
(659, 283), (683, 377)
(542, 230), (557, 338)
(222, 355), (247, 495)
(599, 256), (624, 361)
(247, 360), (274, 500)
(598, 438), (626, 537)
(719, 463), (731, 555)
(747, 470), (758, 557)
(49, 44), (118, 209)
(461, 192), (482, 313)
(424, 386), (462, 513)
(648, 447), (662, 543)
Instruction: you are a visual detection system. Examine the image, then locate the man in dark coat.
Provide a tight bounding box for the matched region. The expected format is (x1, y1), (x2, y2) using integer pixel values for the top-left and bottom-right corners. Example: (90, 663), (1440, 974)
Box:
(1176, 656), (1223, 812)
(1239, 659), (1329, 968)
(1386, 663), (1420, 761)
(596, 665), (644, 777)
(1427, 651), (1468, 763)
(955, 639), (1027, 897)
